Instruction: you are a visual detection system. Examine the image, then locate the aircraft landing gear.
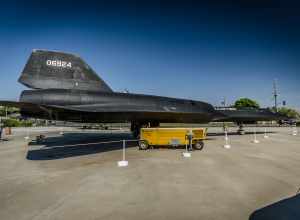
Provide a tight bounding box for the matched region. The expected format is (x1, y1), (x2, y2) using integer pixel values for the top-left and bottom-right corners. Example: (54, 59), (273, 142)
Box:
(131, 122), (141, 139)
(237, 123), (245, 135)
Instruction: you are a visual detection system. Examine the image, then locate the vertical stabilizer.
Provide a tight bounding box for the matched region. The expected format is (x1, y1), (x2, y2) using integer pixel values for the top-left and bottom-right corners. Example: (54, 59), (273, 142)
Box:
(19, 50), (113, 92)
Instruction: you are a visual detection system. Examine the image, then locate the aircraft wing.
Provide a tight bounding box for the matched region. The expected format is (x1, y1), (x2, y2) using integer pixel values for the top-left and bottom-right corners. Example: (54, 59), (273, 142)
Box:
(0, 100), (195, 116)
(0, 101), (73, 119)
(48, 103), (172, 113)
(0, 101), (188, 120)
(214, 108), (288, 123)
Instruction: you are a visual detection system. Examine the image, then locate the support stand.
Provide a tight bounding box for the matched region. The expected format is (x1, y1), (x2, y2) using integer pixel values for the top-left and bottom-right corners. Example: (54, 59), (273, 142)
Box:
(292, 125), (298, 136)
(182, 130), (192, 158)
(223, 130), (231, 149)
(183, 140), (191, 158)
(0, 128), (3, 141)
(118, 140), (128, 167)
(59, 127), (64, 135)
(24, 129), (30, 141)
(263, 127), (269, 139)
(0, 118), (2, 141)
(252, 127), (260, 144)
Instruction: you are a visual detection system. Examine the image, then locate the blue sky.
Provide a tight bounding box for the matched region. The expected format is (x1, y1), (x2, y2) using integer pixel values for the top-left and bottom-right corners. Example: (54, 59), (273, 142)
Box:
(0, 0), (299, 108)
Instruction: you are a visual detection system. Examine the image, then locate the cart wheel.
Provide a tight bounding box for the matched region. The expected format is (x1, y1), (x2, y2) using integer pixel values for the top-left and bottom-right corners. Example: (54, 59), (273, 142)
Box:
(139, 140), (149, 150)
(193, 140), (204, 150)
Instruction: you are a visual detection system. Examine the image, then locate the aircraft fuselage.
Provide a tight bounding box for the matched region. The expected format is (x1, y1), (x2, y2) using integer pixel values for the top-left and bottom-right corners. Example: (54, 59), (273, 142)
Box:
(20, 89), (216, 124)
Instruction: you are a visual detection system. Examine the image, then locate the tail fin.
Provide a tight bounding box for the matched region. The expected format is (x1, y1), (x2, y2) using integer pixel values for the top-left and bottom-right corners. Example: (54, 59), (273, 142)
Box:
(19, 50), (113, 92)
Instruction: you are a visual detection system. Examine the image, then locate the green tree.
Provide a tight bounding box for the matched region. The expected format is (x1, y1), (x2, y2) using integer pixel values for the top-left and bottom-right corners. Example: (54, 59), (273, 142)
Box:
(0, 106), (5, 116)
(1, 118), (33, 127)
(234, 98), (260, 109)
(2, 118), (21, 127)
(0, 106), (20, 117)
(277, 107), (300, 119)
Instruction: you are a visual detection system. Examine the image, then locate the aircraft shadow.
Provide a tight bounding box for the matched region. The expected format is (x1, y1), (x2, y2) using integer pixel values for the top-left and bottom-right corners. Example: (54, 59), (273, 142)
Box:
(26, 132), (138, 160)
(26, 130), (277, 160)
(249, 193), (300, 220)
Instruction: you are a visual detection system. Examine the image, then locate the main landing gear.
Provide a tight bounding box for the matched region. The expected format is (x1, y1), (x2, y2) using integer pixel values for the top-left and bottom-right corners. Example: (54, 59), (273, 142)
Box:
(237, 123), (245, 135)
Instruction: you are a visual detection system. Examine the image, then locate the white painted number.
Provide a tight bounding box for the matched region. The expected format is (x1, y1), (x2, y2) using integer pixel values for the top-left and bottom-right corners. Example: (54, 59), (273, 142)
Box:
(46, 60), (72, 68)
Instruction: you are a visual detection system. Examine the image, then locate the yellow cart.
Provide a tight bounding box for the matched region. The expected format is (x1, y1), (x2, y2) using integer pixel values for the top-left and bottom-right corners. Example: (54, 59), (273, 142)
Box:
(139, 127), (207, 150)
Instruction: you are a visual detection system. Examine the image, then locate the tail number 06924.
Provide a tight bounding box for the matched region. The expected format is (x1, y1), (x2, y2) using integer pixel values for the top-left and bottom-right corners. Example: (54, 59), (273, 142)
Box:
(46, 60), (72, 68)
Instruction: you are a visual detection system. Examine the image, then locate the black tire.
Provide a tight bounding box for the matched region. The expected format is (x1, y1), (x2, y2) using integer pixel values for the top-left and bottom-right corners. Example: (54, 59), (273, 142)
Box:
(238, 130), (245, 135)
(193, 140), (204, 150)
(139, 140), (149, 150)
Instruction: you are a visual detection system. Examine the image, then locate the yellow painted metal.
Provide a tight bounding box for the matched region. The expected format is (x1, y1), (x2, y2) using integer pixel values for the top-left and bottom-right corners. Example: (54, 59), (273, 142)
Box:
(140, 127), (207, 146)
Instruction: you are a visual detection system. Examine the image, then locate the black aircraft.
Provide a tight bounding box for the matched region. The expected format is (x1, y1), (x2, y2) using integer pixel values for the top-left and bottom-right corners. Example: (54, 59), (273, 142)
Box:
(213, 106), (285, 134)
(0, 50), (284, 137)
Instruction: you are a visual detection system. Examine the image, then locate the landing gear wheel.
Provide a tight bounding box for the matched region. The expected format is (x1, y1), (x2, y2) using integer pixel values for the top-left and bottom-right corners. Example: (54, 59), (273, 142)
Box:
(193, 140), (204, 150)
(238, 130), (245, 135)
(237, 123), (245, 135)
(139, 140), (149, 150)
